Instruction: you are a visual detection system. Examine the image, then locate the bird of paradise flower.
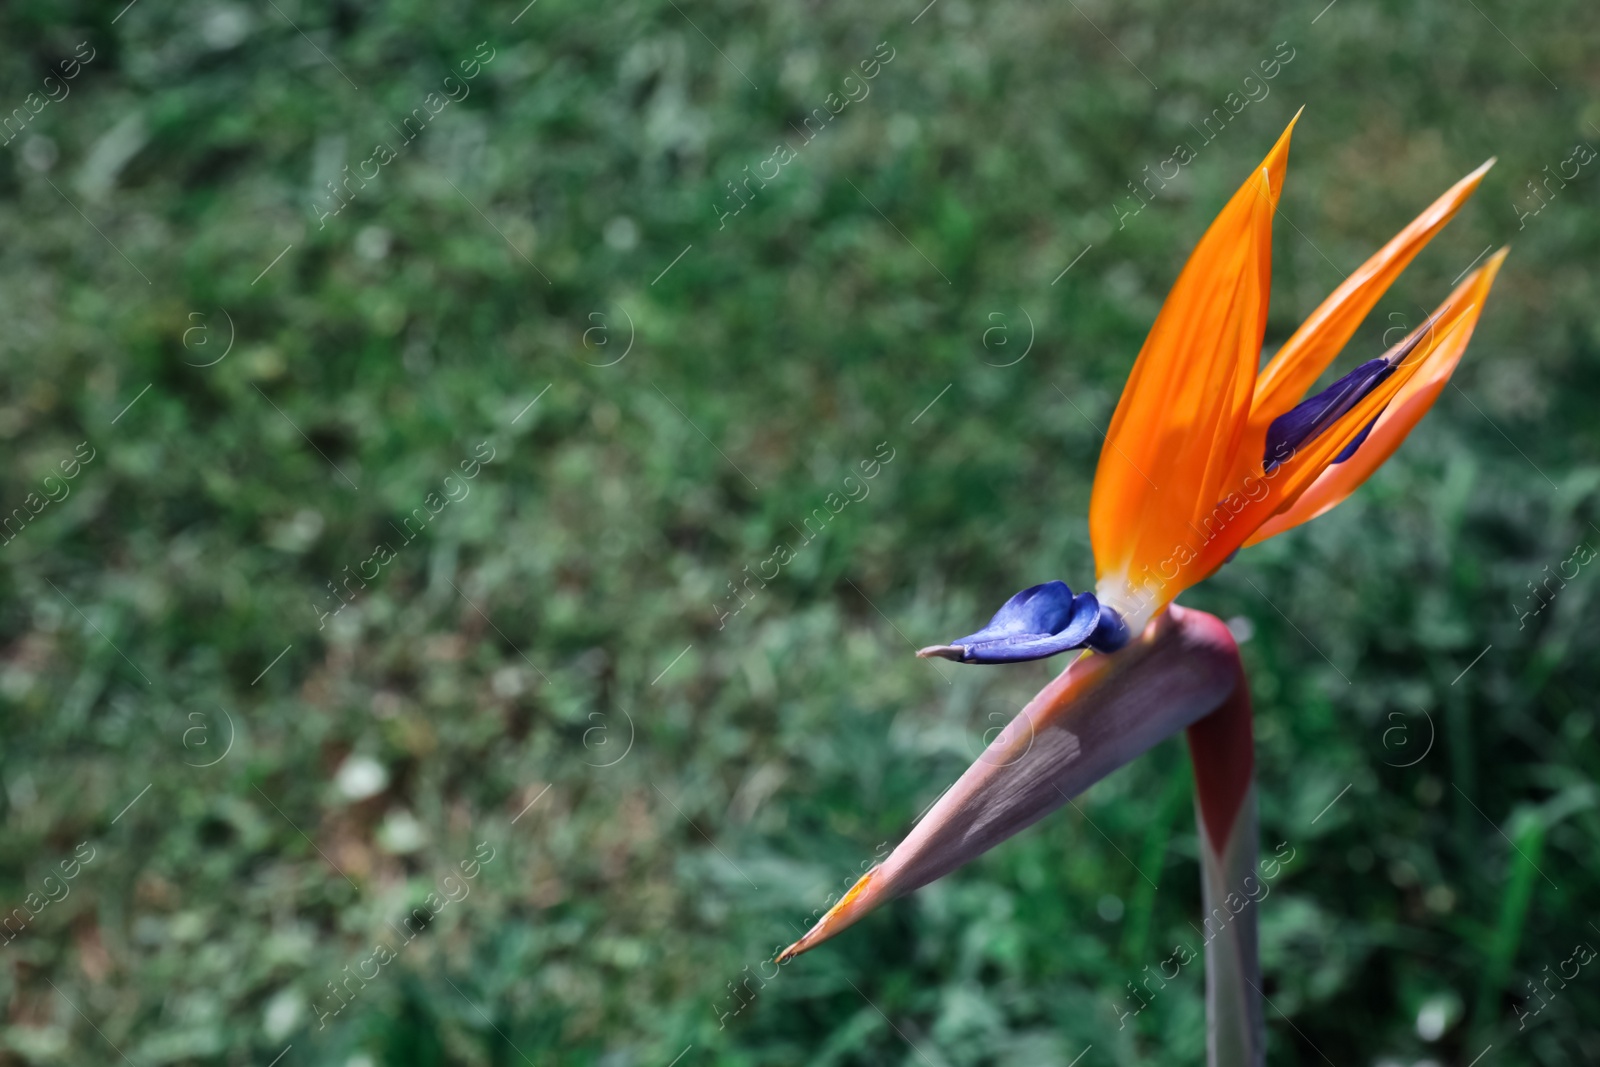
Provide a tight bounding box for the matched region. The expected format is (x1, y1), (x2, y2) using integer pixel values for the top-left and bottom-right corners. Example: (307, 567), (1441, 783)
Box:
(779, 111), (1507, 1065)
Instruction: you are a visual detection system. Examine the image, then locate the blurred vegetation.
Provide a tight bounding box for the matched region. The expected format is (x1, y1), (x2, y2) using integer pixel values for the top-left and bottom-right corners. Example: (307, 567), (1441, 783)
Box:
(1, 0), (1598, 1064)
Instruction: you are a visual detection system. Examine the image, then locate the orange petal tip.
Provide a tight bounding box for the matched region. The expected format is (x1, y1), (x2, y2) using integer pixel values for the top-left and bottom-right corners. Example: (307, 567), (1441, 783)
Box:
(775, 867), (882, 963)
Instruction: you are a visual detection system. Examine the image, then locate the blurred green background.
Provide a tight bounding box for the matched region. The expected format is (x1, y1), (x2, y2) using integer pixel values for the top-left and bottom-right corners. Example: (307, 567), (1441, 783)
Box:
(2, 0), (1598, 1063)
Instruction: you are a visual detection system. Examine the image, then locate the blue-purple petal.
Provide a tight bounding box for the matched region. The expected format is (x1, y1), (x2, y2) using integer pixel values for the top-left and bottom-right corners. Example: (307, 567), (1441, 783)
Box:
(1084, 601), (1130, 653)
(1264, 357), (1394, 473)
(928, 581), (1131, 663)
(1330, 409), (1384, 464)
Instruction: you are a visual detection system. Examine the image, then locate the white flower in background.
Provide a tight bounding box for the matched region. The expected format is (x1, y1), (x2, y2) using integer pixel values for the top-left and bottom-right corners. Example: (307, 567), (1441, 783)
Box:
(492, 666), (525, 698)
(335, 754), (388, 801)
(378, 809), (427, 854)
(355, 226), (392, 261)
(262, 988), (302, 1041)
(201, 4), (252, 50)
(603, 216), (639, 251)
(1415, 992), (1461, 1041)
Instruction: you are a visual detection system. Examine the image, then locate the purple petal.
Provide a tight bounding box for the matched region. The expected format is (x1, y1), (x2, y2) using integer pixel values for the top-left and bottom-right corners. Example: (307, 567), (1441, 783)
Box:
(1263, 357), (1393, 473)
(920, 581), (1130, 664)
(1330, 409), (1384, 464)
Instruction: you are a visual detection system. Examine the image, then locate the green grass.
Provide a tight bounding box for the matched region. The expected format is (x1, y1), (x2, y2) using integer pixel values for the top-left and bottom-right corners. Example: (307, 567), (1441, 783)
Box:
(1, 0), (1598, 1063)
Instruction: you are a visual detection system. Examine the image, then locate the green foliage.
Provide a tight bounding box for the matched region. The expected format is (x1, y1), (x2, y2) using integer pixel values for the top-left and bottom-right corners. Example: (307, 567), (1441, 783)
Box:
(1, 0), (1597, 1064)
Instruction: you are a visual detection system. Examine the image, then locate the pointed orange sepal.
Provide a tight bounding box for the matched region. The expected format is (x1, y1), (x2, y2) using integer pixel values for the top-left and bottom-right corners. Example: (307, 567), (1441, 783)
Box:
(1182, 253), (1506, 577)
(1091, 112), (1299, 621)
(1245, 247), (1508, 543)
(1245, 159), (1496, 445)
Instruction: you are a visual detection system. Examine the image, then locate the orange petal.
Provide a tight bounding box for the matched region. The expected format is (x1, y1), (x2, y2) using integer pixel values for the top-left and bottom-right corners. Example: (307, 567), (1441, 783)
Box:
(1245, 247), (1508, 543)
(1184, 255), (1506, 577)
(1092, 114), (1297, 622)
(1246, 158), (1495, 442)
